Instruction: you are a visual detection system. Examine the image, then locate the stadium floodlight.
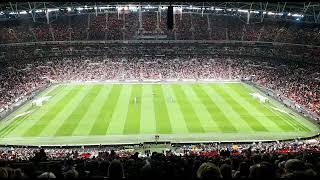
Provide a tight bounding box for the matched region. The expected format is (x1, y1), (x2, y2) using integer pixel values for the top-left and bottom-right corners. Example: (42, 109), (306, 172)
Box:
(267, 11), (275, 15)
(47, 9), (59, 12)
(174, 6), (182, 11)
(215, 8), (223, 11)
(190, 7), (201, 10)
(145, 5), (155, 9)
(292, 13), (303, 17)
(238, 9), (248, 13)
(20, 11), (28, 14)
(99, 7), (108, 10)
(67, 7), (71, 11)
(128, 5), (138, 11)
(116, 6), (122, 11)
(185, 5), (192, 10)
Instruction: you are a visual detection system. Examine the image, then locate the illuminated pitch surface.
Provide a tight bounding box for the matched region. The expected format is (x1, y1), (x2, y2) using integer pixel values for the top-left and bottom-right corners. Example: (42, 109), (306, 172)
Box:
(0, 82), (319, 145)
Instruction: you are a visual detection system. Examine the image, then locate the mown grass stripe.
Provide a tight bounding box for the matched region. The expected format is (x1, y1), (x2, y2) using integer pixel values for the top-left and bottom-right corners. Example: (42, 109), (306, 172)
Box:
(106, 85), (132, 135)
(23, 85), (84, 137)
(229, 83), (296, 131)
(171, 84), (204, 133)
(123, 85), (142, 134)
(222, 84), (282, 132)
(241, 83), (311, 132)
(55, 85), (104, 136)
(274, 111), (310, 132)
(152, 84), (172, 134)
(0, 85), (64, 130)
(89, 85), (122, 135)
(0, 84), (62, 137)
(212, 84), (268, 132)
(0, 106), (30, 137)
(72, 85), (112, 135)
(0, 106), (34, 137)
(140, 85), (156, 134)
(4, 85), (68, 138)
(0, 116), (28, 137)
(43, 85), (94, 136)
(183, 84), (220, 132)
(161, 84), (189, 133)
(192, 84), (237, 132)
(202, 84), (252, 132)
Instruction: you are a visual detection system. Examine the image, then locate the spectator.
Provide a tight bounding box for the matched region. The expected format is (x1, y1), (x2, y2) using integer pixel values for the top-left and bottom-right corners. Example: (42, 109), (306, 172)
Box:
(38, 172), (56, 179)
(248, 162), (275, 179)
(108, 160), (125, 179)
(64, 169), (79, 179)
(233, 162), (250, 178)
(220, 164), (232, 179)
(0, 167), (8, 178)
(197, 162), (222, 179)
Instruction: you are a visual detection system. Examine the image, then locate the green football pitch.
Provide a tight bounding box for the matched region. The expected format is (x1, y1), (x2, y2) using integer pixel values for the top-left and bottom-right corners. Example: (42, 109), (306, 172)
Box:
(0, 82), (319, 145)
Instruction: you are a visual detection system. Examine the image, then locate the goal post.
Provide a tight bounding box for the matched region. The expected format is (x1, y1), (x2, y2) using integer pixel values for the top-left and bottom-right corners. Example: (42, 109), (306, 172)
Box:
(32, 96), (51, 107)
(250, 93), (269, 103)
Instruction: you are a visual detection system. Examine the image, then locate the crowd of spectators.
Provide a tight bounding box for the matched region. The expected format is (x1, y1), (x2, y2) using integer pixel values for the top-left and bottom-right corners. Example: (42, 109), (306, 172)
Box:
(0, 138), (319, 178)
(1, 12), (320, 45)
(0, 55), (319, 117)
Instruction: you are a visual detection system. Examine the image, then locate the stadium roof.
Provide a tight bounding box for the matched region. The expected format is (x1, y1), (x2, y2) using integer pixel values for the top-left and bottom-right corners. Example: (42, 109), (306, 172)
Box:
(0, 2), (318, 11)
(0, 2), (319, 23)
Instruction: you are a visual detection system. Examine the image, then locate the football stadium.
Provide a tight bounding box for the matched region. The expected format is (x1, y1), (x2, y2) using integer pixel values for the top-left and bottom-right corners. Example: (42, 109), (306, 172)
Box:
(0, 1), (319, 178)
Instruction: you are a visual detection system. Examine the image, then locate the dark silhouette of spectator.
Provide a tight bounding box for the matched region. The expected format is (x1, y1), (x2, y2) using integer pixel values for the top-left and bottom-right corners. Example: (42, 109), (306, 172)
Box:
(248, 162), (275, 179)
(140, 163), (153, 178)
(108, 160), (124, 179)
(38, 172), (56, 178)
(64, 169), (79, 179)
(0, 167), (8, 178)
(197, 162), (222, 179)
(233, 162), (250, 178)
(220, 164), (232, 179)
(33, 149), (47, 162)
(284, 159), (305, 174)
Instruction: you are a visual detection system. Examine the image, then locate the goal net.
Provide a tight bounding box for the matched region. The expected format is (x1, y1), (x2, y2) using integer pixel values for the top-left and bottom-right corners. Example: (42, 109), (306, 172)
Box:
(32, 96), (51, 107)
(250, 93), (269, 103)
